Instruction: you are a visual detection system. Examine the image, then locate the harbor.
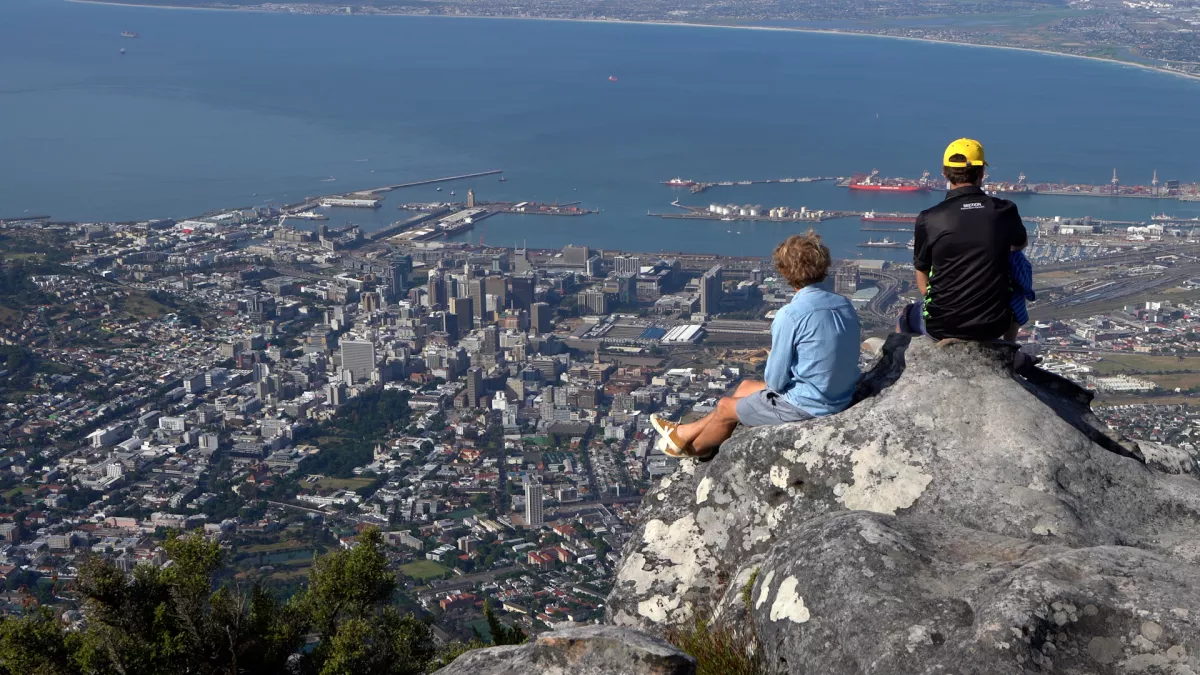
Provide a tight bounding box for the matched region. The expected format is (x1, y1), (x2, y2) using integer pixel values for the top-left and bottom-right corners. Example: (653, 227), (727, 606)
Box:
(662, 169), (1200, 201)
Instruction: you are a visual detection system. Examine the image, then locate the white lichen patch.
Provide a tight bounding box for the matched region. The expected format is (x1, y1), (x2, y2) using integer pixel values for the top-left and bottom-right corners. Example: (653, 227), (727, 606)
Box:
(695, 506), (731, 551)
(615, 515), (714, 623)
(769, 576), (811, 624)
(660, 476), (673, 490)
(638, 594), (680, 623)
(756, 570), (776, 609)
(696, 477), (713, 504)
(838, 440), (932, 515)
(770, 465), (789, 489)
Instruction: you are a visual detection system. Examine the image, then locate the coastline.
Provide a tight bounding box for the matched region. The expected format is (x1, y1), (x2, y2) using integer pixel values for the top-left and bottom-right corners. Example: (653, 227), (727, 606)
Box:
(66, 0), (1200, 84)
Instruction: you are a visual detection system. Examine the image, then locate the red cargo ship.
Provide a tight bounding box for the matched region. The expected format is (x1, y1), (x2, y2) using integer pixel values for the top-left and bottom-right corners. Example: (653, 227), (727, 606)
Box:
(847, 169), (931, 193)
(861, 211), (917, 223)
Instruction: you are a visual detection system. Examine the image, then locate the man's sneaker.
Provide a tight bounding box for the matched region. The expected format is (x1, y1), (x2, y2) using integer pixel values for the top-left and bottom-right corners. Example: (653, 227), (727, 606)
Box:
(650, 414), (713, 460)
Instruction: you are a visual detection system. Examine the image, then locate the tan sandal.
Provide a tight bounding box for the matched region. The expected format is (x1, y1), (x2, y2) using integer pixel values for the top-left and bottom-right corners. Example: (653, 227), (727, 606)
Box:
(651, 414), (714, 459)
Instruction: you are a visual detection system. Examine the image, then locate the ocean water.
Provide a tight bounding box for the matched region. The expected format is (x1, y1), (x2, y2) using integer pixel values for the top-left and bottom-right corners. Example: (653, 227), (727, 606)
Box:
(3, 0), (1200, 261)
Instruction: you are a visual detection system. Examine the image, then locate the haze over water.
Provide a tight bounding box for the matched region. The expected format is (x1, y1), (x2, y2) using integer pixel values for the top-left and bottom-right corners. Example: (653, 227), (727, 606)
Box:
(4, 0), (1200, 260)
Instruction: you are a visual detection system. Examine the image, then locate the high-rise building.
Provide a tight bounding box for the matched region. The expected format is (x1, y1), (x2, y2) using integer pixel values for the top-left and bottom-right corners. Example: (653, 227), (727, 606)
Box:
(361, 291), (381, 314)
(614, 255), (641, 276)
(531, 302), (552, 335)
(699, 265), (723, 317)
(438, 311), (459, 339)
(469, 278), (486, 321)
(508, 275), (534, 311)
(524, 477), (544, 527)
(578, 289), (609, 316)
(466, 189), (476, 208)
(562, 244), (592, 267)
(484, 276), (508, 311)
(481, 325), (499, 355)
(585, 255), (602, 278)
(427, 271), (446, 309)
(450, 296), (475, 331)
(340, 339), (376, 384)
(834, 262), (859, 296)
(466, 367), (484, 408)
(387, 255), (412, 299)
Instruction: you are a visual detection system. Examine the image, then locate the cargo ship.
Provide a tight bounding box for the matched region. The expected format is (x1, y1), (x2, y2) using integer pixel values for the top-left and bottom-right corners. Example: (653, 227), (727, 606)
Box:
(847, 169), (931, 193)
(662, 178), (696, 187)
(858, 237), (909, 249)
(861, 211), (917, 224)
(121, 31), (139, 38)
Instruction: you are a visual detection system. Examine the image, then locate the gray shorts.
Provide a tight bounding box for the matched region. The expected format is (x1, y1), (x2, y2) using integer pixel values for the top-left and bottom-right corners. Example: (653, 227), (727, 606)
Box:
(734, 389), (814, 428)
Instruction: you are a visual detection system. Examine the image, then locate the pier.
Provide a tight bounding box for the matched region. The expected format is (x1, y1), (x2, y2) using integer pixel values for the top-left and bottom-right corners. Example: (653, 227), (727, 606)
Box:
(360, 170), (505, 195)
(648, 210), (858, 224)
(661, 176), (839, 195)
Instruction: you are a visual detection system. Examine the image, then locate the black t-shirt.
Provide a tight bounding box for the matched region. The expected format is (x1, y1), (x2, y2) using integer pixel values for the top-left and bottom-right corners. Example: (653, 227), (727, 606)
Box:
(913, 186), (1028, 340)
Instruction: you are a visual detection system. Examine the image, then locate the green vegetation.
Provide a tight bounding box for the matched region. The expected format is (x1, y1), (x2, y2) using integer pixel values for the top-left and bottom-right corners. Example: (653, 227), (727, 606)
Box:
(0, 528), (463, 675)
(300, 390), (412, 477)
(482, 600), (526, 646)
(664, 569), (763, 675)
(397, 560), (449, 582)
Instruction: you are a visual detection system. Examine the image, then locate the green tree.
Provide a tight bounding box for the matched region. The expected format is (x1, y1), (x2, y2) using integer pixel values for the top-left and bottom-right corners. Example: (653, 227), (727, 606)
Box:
(298, 528), (434, 675)
(483, 600), (526, 646)
(0, 607), (82, 675)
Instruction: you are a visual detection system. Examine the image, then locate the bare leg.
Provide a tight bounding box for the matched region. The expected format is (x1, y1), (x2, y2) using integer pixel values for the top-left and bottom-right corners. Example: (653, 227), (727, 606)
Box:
(1003, 321), (1020, 342)
(674, 380), (763, 447)
(689, 398), (741, 454)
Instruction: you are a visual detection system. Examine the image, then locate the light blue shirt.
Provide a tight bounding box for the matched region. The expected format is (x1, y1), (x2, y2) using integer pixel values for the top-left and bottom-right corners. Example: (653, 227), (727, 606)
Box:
(763, 286), (862, 416)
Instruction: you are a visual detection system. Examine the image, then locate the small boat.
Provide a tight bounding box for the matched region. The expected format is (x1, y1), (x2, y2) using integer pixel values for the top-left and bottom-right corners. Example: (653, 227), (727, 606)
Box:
(608, 76), (618, 82)
(450, 191), (456, 196)
(436, 187), (442, 192)
(119, 48), (126, 55)
(499, 176), (507, 182)
(121, 31), (139, 38)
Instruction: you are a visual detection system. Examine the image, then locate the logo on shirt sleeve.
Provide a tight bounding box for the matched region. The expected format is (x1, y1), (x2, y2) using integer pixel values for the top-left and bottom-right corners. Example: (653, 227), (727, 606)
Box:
(961, 202), (984, 210)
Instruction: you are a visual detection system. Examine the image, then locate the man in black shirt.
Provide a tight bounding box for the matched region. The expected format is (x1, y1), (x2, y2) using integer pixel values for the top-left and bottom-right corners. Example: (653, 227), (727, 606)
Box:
(906, 138), (1028, 341)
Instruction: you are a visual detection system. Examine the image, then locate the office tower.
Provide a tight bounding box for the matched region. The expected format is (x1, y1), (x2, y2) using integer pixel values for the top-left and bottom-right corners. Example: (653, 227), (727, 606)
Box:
(439, 311), (458, 338)
(585, 255), (602, 278)
(563, 244), (591, 267)
(484, 276), (508, 311)
(524, 477), (544, 527)
(699, 265), (723, 316)
(450, 296), (474, 331)
(578, 289), (609, 316)
(531, 302), (552, 335)
(508, 275), (534, 311)
(834, 262), (859, 296)
(466, 189), (476, 208)
(469, 278), (486, 321)
(427, 270), (446, 309)
(466, 367), (484, 408)
(340, 339), (376, 384)
(614, 255), (641, 276)
(481, 325), (499, 355)
(387, 255), (412, 299)
(361, 291), (380, 314)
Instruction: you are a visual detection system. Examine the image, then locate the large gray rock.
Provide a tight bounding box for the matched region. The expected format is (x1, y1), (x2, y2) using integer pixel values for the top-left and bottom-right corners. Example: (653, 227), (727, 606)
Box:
(432, 624), (696, 675)
(606, 335), (1200, 673)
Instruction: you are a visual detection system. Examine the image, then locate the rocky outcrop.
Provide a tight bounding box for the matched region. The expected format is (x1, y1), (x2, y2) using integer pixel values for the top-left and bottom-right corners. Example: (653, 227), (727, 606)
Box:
(432, 624), (696, 675)
(606, 335), (1200, 674)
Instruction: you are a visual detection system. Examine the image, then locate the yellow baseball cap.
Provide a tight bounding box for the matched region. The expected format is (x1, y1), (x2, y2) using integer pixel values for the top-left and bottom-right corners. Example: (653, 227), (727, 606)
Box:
(943, 138), (988, 167)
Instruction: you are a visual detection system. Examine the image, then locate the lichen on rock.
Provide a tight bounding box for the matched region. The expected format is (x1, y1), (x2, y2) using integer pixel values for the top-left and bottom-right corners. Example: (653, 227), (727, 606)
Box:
(606, 335), (1200, 673)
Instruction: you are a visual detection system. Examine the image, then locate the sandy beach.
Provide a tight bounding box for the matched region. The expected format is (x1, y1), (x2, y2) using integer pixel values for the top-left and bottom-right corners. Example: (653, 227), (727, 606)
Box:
(65, 0), (1200, 84)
